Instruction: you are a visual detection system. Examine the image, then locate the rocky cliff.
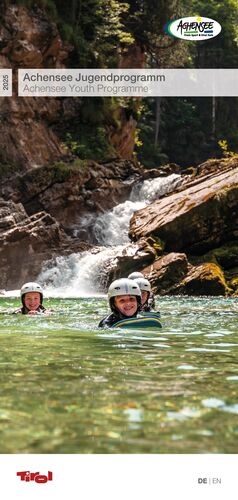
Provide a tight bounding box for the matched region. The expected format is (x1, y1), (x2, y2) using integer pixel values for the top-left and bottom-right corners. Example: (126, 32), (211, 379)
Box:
(0, 4), (138, 172)
(0, 4), (71, 170)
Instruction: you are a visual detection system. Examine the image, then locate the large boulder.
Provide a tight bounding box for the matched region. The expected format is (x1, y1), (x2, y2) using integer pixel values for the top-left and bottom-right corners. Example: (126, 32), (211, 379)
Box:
(142, 252), (189, 295)
(129, 162), (238, 255)
(139, 254), (229, 296)
(173, 262), (229, 296)
(101, 239), (155, 289)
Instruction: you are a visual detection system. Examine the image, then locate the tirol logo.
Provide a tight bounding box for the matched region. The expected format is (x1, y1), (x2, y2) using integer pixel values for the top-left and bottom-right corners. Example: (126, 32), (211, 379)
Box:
(165, 16), (221, 40)
(17, 470), (53, 483)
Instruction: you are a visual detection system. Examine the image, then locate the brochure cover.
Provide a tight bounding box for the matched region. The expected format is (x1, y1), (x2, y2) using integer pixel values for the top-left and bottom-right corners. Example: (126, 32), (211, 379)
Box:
(0, 0), (237, 498)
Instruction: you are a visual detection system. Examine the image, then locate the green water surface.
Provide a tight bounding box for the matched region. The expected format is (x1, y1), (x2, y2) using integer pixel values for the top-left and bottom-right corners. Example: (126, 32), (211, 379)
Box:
(0, 295), (237, 454)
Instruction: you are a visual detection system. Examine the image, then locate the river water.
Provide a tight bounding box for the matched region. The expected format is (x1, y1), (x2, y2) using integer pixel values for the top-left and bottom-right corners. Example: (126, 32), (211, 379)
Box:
(0, 295), (237, 454)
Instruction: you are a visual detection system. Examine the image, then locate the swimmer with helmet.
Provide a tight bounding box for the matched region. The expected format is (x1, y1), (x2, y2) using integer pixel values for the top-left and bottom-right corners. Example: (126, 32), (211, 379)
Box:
(98, 278), (141, 328)
(14, 282), (49, 315)
(128, 272), (156, 311)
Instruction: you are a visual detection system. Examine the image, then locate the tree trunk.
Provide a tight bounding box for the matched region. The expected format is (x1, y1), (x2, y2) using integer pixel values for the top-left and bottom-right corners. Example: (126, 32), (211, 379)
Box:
(212, 96), (216, 139)
(154, 97), (162, 147)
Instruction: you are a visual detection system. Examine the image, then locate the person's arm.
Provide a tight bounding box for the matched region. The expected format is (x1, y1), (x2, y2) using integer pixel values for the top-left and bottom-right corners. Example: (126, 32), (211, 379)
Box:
(98, 313), (117, 328)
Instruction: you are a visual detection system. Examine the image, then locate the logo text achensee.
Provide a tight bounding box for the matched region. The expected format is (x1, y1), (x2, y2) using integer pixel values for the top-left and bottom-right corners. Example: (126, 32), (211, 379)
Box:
(165, 16), (221, 41)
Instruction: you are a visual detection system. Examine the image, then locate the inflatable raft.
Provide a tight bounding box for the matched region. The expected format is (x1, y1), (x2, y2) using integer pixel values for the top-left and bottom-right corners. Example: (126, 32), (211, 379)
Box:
(113, 313), (162, 329)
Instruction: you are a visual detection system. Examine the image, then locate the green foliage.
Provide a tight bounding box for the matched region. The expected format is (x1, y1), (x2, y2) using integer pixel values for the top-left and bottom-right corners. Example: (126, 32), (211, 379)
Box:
(54, 0), (133, 67)
(52, 159), (89, 175)
(218, 140), (237, 158)
(184, 0), (238, 69)
(136, 97), (212, 167)
(62, 126), (116, 161)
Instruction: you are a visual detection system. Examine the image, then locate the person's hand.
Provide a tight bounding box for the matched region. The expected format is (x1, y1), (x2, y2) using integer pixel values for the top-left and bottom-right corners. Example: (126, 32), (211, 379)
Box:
(28, 310), (39, 315)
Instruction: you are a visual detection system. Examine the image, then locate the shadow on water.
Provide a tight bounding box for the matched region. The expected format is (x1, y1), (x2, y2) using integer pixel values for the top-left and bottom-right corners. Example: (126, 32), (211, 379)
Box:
(0, 296), (238, 453)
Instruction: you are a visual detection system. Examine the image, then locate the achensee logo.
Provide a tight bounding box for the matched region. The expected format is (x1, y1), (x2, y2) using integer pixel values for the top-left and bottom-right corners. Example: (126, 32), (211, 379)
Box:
(17, 471), (53, 484)
(165, 16), (221, 40)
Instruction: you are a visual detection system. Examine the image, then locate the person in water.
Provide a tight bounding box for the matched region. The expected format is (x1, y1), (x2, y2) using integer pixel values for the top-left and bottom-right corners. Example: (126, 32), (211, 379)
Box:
(133, 277), (159, 313)
(14, 282), (47, 315)
(128, 271), (156, 309)
(98, 278), (141, 328)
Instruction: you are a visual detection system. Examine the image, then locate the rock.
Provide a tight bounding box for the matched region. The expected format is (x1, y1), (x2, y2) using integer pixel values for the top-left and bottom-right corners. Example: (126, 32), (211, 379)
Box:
(138, 253), (229, 296)
(142, 169), (163, 179)
(230, 278), (238, 295)
(197, 157), (238, 177)
(173, 262), (229, 296)
(223, 266), (238, 295)
(141, 253), (189, 295)
(101, 240), (155, 289)
(0, 199), (27, 230)
(159, 163), (181, 175)
(0, 198), (88, 289)
(4, 5), (62, 66)
(209, 243), (238, 270)
(129, 161), (238, 255)
(1, 159), (143, 234)
(109, 115), (137, 159)
(0, 5), (72, 170)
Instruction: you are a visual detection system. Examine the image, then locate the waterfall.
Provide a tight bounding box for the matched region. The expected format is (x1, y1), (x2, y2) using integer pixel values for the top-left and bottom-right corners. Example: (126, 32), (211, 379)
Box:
(38, 174), (183, 296)
(89, 173), (182, 246)
(38, 245), (132, 297)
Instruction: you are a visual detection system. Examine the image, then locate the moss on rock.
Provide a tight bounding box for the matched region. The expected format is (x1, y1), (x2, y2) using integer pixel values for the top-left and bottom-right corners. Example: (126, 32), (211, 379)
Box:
(179, 262), (230, 296)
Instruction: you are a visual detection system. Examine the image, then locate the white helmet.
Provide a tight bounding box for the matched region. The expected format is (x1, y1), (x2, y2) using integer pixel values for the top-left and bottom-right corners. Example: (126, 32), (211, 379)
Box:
(134, 277), (151, 293)
(108, 278), (141, 298)
(20, 282), (43, 299)
(128, 272), (144, 280)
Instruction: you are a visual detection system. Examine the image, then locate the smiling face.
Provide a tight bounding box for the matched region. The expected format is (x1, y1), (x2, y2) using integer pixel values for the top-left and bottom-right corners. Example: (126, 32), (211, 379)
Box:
(114, 295), (138, 317)
(24, 292), (41, 311)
